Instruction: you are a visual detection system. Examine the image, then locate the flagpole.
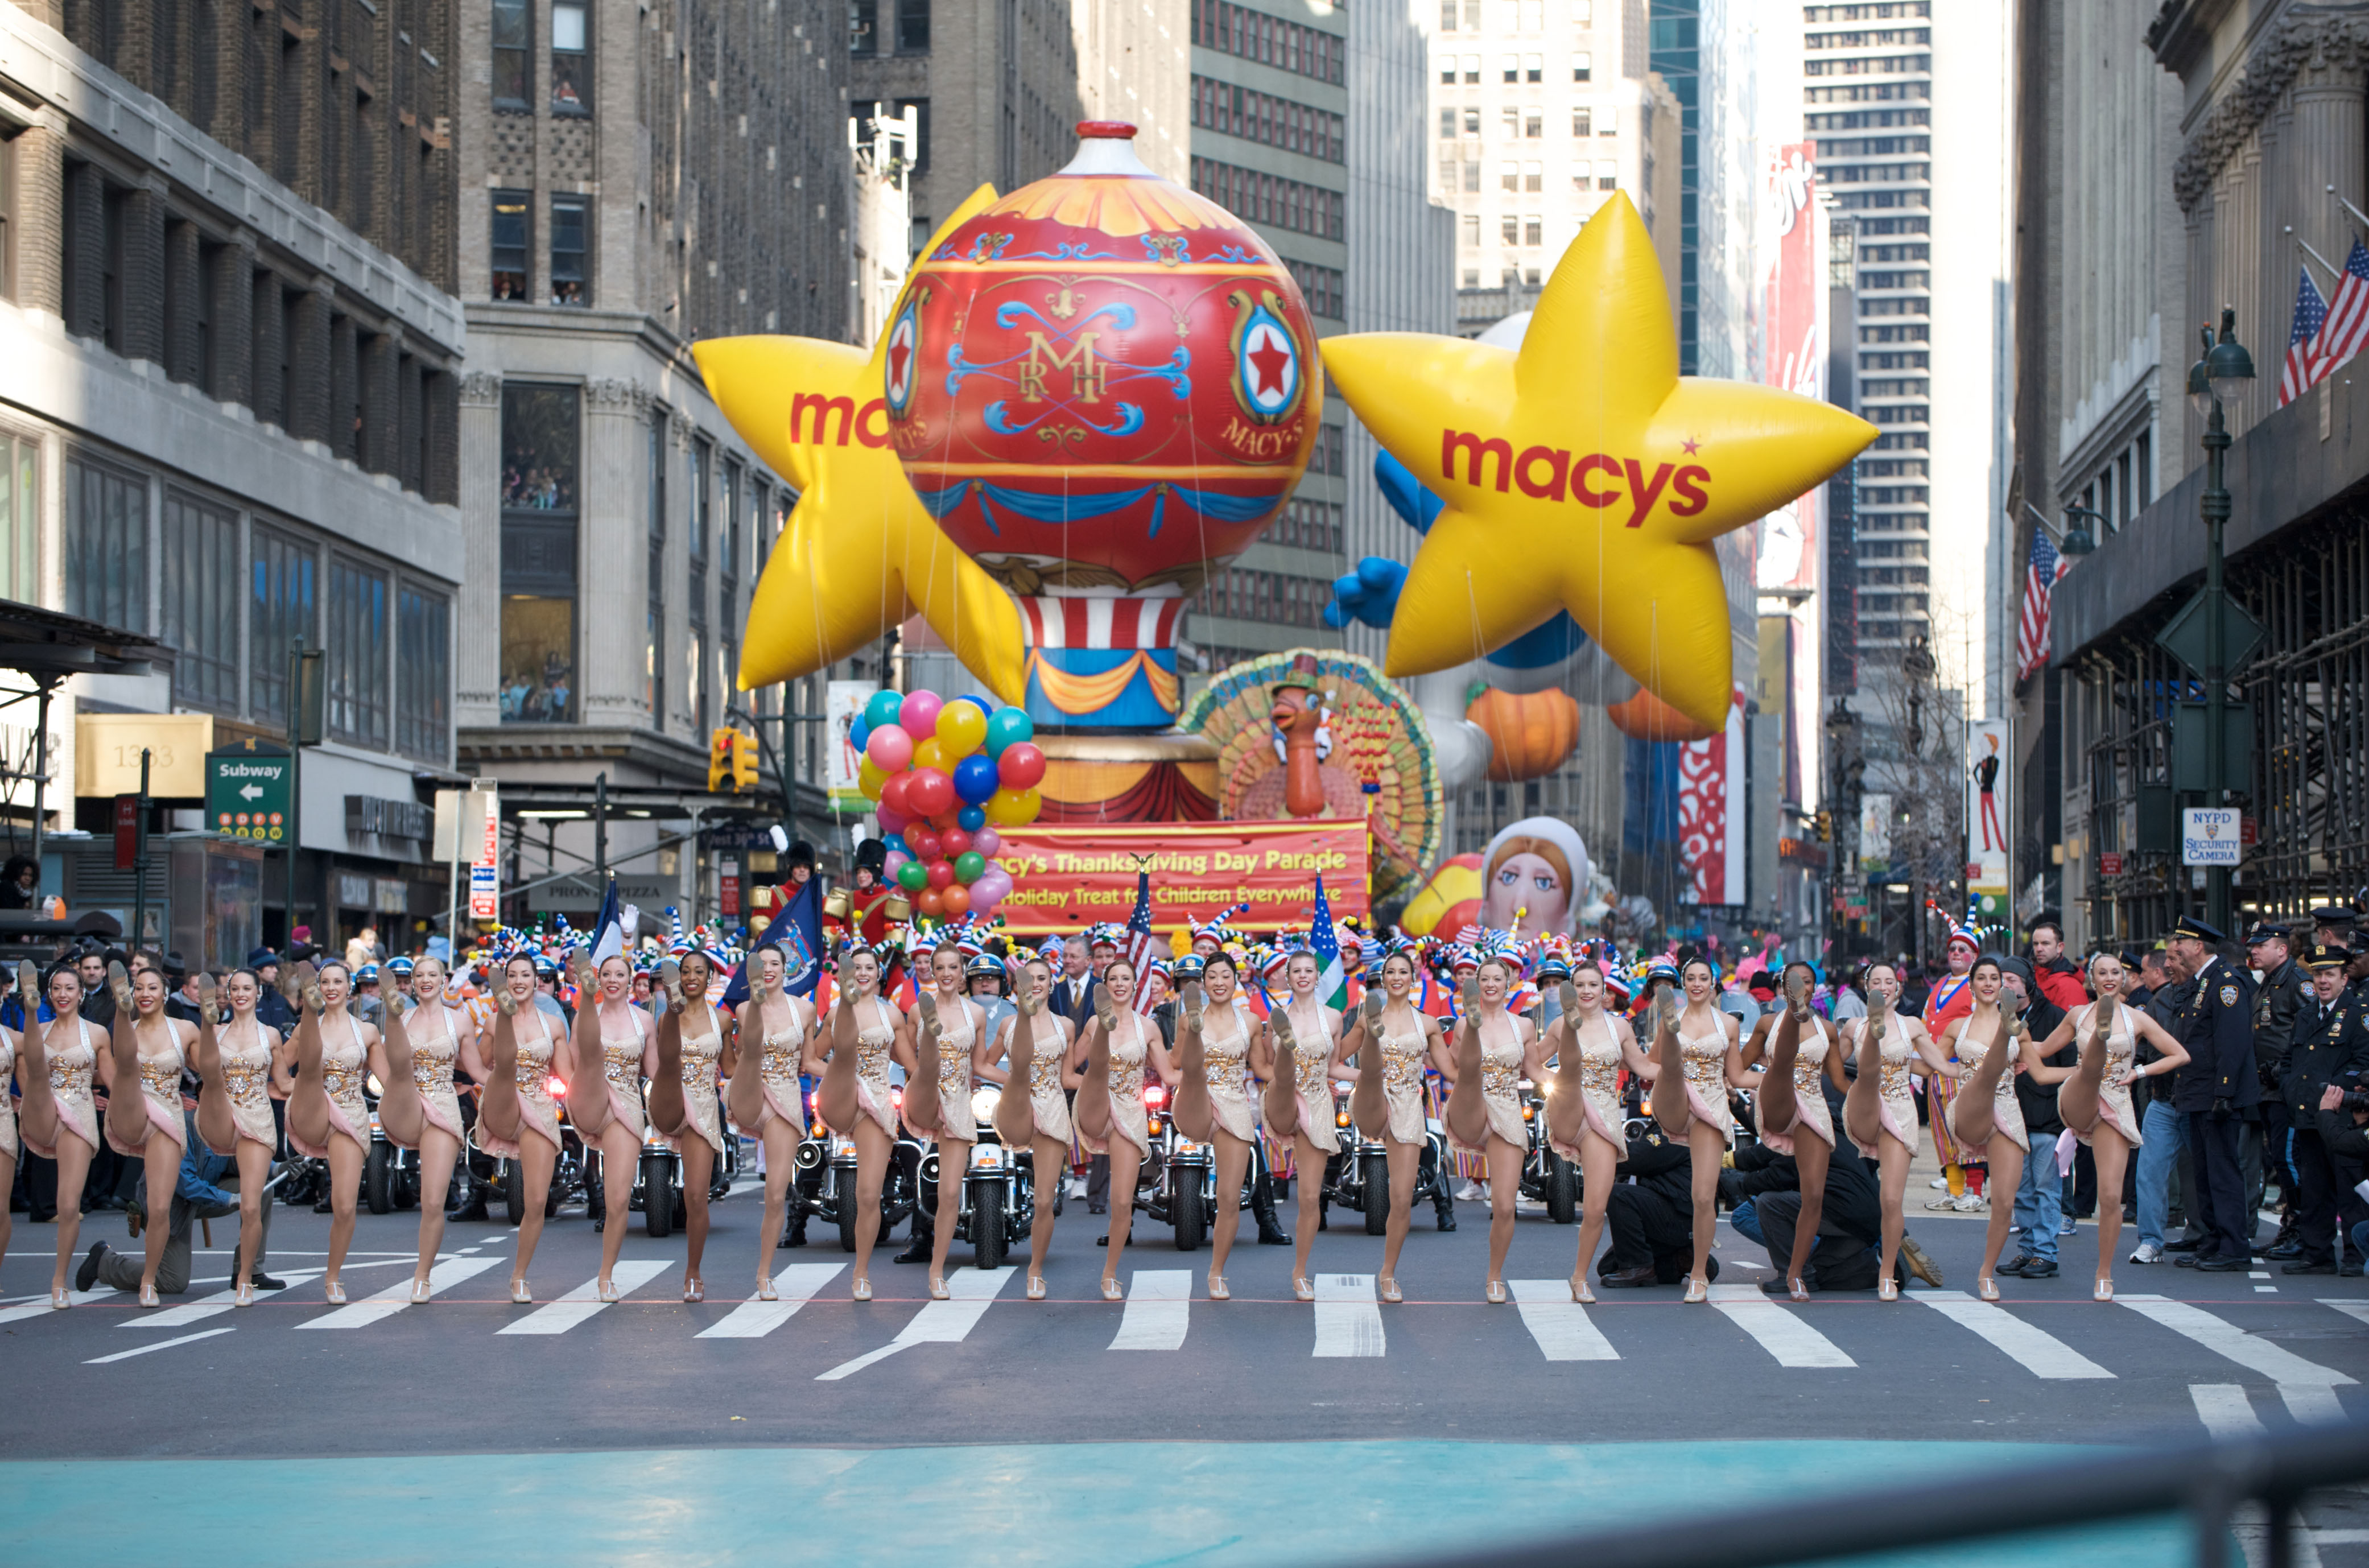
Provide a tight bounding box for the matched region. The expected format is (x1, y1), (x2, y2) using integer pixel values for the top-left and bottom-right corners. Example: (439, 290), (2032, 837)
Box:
(2293, 229), (2341, 287)
(2332, 185), (2369, 234)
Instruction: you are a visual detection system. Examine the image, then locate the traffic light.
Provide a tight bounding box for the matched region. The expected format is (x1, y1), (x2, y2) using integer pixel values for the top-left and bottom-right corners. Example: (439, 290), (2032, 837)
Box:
(730, 728), (762, 792)
(708, 727), (736, 793)
(1814, 810), (1833, 844)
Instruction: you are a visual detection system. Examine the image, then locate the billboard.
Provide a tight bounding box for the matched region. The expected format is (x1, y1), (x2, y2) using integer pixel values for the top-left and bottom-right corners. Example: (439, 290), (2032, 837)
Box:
(1966, 717), (2010, 921)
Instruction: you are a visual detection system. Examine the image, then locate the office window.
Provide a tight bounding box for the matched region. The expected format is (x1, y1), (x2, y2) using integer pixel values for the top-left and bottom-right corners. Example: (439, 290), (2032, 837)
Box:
(1525, 54), (1543, 82)
(551, 1), (590, 113)
(65, 455), (145, 633)
(1573, 106), (1591, 136)
(688, 626), (708, 732)
(550, 195), (587, 306)
(250, 525), (315, 721)
(2095, 464), (2114, 537)
(2136, 431), (2153, 508)
(500, 383), (579, 723)
(1460, 212), (1480, 246)
(327, 557), (389, 749)
(1501, 214), (1519, 244)
(1524, 214), (1542, 246)
(0, 429), (35, 605)
(1439, 53), (1456, 85)
(1440, 0), (1458, 27)
(1598, 105), (1619, 134)
(851, 0), (877, 56)
(0, 128), (15, 302)
(1598, 159), (1617, 189)
(1463, 106), (1480, 135)
(1524, 162), (1542, 192)
(1439, 107), (1456, 139)
(161, 492), (240, 713)
(397, 583), (451, 761)
(1463, 159), (1480, 192)
(1500, 54), (1518, 82)
(726, 463), (747, 580)
(1462, 267), (1480, 287)
(897, 0), (929, 50)
(493, 0), (530, 105)
(1500, 105), (1519, 139)
(491, 191), (529, 300)
(1574, 0), (1591, 21)
(1499, 161), (1517, 192)
(1463, 55), (1479, 83)
(1573, 51), (1591, 82)
(646, 410), (665, 728)
(1525, 111), (1542, 138)
(687, 439), (709, 563)
(1520, 0), (1542, 26)
(2116, 448), (2133, 528)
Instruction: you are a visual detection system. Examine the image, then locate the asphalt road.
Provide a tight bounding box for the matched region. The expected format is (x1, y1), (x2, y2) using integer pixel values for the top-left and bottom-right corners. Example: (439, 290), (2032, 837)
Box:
(10, 1184), (2369, 1460)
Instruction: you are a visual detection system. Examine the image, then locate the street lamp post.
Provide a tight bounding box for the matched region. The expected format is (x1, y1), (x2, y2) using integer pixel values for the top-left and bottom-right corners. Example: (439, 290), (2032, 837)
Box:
(2186, 308), (2255, 934)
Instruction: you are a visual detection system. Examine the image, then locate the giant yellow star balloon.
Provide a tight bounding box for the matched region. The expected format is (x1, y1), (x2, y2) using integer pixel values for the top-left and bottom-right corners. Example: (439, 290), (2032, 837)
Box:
(1321, 195), (1876, 731)
(695, 185), (1026, 703)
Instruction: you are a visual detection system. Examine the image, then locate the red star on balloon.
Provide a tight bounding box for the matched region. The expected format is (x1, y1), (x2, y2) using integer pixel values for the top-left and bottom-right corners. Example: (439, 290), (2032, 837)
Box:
(1248, 332), (1291, 396)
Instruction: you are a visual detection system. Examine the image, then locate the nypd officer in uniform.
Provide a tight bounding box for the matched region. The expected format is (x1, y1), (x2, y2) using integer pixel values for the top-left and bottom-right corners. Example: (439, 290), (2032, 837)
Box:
(2168, 916), (2259, 1271)
(2281, 942), (2369, 1274)
(2247, 922), (2308, 1250)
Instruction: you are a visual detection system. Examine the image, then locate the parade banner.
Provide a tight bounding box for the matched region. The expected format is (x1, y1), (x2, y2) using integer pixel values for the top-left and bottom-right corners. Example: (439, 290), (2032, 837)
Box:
(988, 821), (1369, 935)
(824, 679), (871, 811)
(1677, 688), (1747, 908)
(1966, 717), (2010, 921)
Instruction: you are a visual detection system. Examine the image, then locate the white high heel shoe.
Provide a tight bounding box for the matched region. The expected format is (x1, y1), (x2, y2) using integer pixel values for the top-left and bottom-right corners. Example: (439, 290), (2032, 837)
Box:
(1682, 1274), (1709, 1304)
(510, 1278), (533, 1305)
(324, 1281), (346, 1306)
(409, 1278), (432, 1306)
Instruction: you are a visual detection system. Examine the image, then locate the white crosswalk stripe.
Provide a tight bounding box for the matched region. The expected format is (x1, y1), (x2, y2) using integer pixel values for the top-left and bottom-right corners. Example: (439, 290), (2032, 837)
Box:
(696, 1264), (849, 1339)
(1506, 1280), (1618, 1360)
(125, 1272), (328, 1329)
(1108, 1270), (1192, 1351)
(2120, 1295), (2357, 1387)
(1311, 1274), (1383, 1358)
(815, 1267), (1017, 1379)
(85, 1327), (237, 1364)
(1707, 1282), (1855, 1368)
(0, 1286), (115, 1326)
(497, 1261), (672, 1335)
(2281, 1384), (2348, 1425)
(295, 1256), (502, 1330)
(2191, 1383), (2264, 1439)
(1910, 1290), (2113, 1379)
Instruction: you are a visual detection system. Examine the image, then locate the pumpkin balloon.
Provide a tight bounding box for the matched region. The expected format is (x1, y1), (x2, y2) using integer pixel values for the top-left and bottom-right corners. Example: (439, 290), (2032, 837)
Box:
(1466, 687), (1580, 782)
(1606, 686), (1723, 744)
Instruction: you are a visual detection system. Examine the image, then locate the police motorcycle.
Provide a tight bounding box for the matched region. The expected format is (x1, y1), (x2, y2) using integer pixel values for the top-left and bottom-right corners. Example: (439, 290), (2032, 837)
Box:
(797, 1086), (924, 1253)
(1323, 985), (1457, 1235)
(1517, 1078), (1578, 1223)
(916, 1082), (1039, 1271)
(361, 1069), (422, 1216)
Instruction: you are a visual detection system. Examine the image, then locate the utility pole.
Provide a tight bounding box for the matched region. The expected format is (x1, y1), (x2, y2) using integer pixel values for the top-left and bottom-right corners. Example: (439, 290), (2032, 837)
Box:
(129, 748), (151, 954)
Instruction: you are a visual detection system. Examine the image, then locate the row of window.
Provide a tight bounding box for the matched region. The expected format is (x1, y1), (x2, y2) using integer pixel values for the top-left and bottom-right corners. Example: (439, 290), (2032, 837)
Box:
(1283, 260), (1344, 323)
(850, 0), (932, 57)
(1439, 105), (1620, 139)
(1806, 108), (1930, 130)
(1827, 164), (1930, 187)
(493, 0), (593, 114)
(55, 447), (448, 759)
(2072, 430), (2155, 539)
(491, 191), (589, 307)
(1194, 0), (1345, 85)
(1833, 188), (1931, 212)
(1859, 377), (1926, 397)
(1460, 213), (1551, 247)
(1191, 78), (1345, 166)
(1188, 159), (1344, 241)
(1805, 3), (1932, 20)
(1805, 28), (1931, 48)
(1863, 404), (1929, 426)
(1439, 0), (1594, 31)
(1804, 53), (1931, 77)
(1861, 351), (1929, 369)
(1859, 269), (1929, 290)
(1274, 497), (1345, 555)
(1191, 567), (1339, 629)
(1437, 53), (1596, 85)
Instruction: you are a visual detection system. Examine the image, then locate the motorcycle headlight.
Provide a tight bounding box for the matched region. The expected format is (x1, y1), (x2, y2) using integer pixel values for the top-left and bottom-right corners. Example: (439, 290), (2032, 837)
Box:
(972, 1145), (1004, 1170)
(1175, 1139), (1203, 1156)
(642, 1125), (670, 1151)
(365, 1072), (384, 1097)
(971, 1086), (1001, 1124)
(830, 1134), (856, 1158)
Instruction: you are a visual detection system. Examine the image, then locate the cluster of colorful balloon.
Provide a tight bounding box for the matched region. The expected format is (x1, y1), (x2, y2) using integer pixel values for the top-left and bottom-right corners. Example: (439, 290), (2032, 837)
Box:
(852, 688), (1045, 918)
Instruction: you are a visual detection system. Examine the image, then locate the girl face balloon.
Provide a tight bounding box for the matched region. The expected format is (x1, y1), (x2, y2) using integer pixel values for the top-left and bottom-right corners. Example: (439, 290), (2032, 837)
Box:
(890, 122), (1323, 731)
(1478, 815), (1592, 939)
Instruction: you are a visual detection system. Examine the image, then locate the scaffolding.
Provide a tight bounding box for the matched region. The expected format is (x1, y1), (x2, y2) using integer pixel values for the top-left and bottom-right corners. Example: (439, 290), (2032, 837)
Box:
(2071, 495), (2369, 940)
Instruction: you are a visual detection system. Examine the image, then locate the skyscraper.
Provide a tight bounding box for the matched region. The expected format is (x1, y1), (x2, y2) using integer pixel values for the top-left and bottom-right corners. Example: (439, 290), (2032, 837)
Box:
(1183, 0), (1352, 669)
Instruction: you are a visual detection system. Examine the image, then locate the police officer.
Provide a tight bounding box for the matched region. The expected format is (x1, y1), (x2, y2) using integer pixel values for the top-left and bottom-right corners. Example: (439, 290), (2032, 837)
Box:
(2247, 923), (2308, 1252)
(2283, 943), (2369, 1274)
(2166, 916), (2259, 1271)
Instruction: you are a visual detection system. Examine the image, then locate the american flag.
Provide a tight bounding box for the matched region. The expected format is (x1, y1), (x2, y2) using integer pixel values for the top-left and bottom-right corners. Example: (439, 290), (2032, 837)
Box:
(2316, 238), (2369, 374)
(2282, 267), (2330, 407)
(1122, 870), (1158, 1016)
(2016, 523), (2069, 682)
